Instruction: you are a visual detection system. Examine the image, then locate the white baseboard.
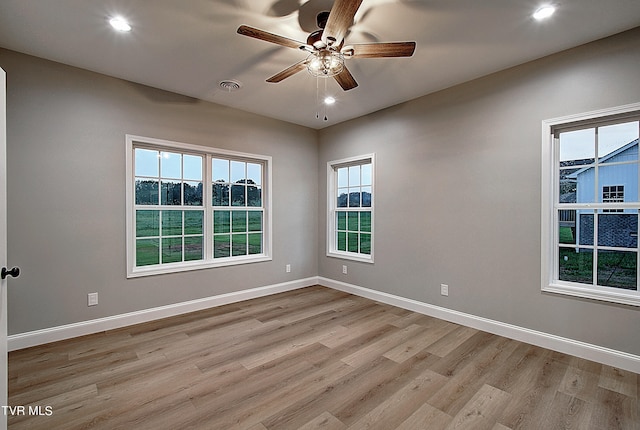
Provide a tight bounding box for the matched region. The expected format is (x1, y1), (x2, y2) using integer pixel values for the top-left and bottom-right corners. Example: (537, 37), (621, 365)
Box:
(10, 276), (640, 374)
(8, 277), (317, 351)
(317, 277), (640, 374)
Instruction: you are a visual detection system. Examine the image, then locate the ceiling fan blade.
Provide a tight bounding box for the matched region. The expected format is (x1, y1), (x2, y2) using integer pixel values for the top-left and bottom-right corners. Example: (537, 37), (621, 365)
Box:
(237, 25), (306, 50)
(323, 0), (363, 47)
(266, 59), (309, 83)
(333, 66), (358, 91)
(346, 42), (416, 58)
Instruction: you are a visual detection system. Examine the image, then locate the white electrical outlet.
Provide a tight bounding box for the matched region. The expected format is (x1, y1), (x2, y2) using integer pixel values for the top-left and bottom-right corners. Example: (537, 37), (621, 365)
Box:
(286, 264), (291, 273)
(440, 284), (449, 296)
(88, 292), (99, 306)
(342, 265), (348, 275)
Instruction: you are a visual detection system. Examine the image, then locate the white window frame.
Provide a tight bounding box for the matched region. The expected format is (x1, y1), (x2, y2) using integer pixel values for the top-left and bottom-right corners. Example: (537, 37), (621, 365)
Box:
(541, 103), (640, 306)
(327, 154), (375, 263)
(126, 135), (272, 278)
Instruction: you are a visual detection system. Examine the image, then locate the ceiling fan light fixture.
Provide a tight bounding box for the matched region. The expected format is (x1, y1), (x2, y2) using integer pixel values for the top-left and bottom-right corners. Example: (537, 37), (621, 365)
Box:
(307, 51), (344, 77)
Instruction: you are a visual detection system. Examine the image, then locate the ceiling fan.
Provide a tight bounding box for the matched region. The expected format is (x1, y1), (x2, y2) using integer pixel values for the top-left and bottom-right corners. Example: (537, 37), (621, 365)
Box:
(237, 0), (416, 91)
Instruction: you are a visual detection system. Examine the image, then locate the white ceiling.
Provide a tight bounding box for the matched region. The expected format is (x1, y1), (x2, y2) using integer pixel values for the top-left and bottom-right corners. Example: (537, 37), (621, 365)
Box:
(1, 0), (639, 129)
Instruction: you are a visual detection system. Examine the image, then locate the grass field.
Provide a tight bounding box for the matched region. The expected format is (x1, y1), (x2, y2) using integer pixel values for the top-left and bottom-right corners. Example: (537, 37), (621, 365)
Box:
(135, 209), (263, 266)
(558, 224), (637, 289)
(559, 247), (637, 289)
(559, 226), (575, 244)
(336, 211), (371, 254)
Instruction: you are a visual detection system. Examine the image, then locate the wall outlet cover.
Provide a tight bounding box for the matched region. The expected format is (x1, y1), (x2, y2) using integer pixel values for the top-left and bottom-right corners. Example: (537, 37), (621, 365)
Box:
(88, 292), (98, 306)
(440, 284), (449, 296)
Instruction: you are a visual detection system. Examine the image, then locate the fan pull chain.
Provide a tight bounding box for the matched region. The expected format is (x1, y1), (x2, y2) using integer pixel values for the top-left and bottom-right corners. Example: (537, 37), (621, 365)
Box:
(315, 76), (320, 119)
(324, 78), (328, 121)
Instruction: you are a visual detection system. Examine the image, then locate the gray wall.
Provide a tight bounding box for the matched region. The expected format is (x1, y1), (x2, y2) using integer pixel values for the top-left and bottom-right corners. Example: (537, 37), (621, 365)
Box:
(318, 27), (640, 356)
(2, 49), (318, 334)
(3, 27), (640, 357)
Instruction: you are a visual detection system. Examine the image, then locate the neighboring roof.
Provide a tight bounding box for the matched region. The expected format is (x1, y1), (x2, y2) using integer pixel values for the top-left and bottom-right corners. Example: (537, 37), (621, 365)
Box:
(567, 138), (639, 179)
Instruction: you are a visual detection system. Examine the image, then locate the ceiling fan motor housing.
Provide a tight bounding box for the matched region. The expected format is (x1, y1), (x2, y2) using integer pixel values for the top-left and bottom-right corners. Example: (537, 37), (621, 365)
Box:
(317, 11), (330, 29)
(307, 30), (324, 48)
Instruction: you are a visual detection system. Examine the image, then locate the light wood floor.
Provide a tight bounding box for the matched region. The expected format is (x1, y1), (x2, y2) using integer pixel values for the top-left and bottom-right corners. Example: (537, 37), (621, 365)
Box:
(8, 286), (639, 429)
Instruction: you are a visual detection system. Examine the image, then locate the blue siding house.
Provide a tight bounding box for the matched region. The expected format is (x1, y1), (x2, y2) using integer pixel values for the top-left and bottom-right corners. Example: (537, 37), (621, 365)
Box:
(569, 139), (638, 204)
(568, 139), (639, 248)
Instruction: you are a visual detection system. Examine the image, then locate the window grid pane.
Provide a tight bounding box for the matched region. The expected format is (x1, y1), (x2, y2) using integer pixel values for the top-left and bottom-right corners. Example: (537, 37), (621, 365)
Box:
(212, 158), (263, 208)
(211, 157), (264, 260)
(132, 143), (268, 272)
(135, 148), (203, 207)
(135, 209), (205, 265)
(213, 207), (264, 259)
(554, 118), (640, 292)
(331, 158), (373, 258)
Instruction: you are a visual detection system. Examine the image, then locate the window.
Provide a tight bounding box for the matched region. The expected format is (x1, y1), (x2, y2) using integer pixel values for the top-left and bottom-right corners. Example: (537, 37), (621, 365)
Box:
(211, 158), (264, 258)
(542, 103), (640, 306)
(602, 185), (624, 212)
(134, 148), (205, 266)
(126, 135), (271, 277)
(327, 154), (374, 263)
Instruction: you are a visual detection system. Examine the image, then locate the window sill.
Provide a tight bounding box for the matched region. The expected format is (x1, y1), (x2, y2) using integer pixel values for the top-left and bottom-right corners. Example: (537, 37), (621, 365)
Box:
(543, 282), (640, 307)
(327, 251), (374, 264)
(127, 255), (272, 278)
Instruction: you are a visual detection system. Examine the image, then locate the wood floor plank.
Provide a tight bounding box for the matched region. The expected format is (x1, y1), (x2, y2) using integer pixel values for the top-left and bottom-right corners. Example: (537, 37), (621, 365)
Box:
(588, 386), (639, 430)
(539, 391), (591, 430)
(485, 343), (550, 393)
(10, 349), (139, 396)
(424, 325), (478, 357)
(346, 368), (447, 430)
(96, 397), (198, 430)
(340, 323), (424, 367)
(7, 384), (99, 428)
(225, 361), (354, 430)
(239, 324), (350, 369)
(395, 403), (452, 430)
(7, 286), (639, 430)
(496, 350), (569, 429)
(599, 365), (638, 398)
(427, 334), (519, 417)
(341, 304), (403, 329)
(261, 355), (415, 430)
(390, 312), (439, 329)
(299, 411), (346, 430)
(558, 363), (600, 401)
(382, 319), (458, 364)
(319, 312), (399, 349)
(445, 383), (511, 430)
(429, 330), (499, 377)
(331, 351), (442, 427)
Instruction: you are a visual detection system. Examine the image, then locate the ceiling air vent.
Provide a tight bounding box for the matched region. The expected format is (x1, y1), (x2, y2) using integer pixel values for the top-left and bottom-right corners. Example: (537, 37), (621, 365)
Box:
(219, 80), (242, 92)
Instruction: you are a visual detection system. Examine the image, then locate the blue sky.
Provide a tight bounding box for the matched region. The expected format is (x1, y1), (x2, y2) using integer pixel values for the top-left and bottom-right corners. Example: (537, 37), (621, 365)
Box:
(560, 121), (639, 161)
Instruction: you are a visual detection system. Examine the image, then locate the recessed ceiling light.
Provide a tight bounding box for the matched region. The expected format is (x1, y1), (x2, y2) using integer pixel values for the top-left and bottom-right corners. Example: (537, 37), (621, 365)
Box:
(533, 5), (556, 20)
(109, 16), (131, 32)
(324, 96), (336, 105)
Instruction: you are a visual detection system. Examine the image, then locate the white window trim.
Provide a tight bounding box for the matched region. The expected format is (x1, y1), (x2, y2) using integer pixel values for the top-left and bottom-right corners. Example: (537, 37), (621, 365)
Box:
(126, 134), (272, 278)
(541, 102), (640, 306)
(327, 153), (375, 264)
